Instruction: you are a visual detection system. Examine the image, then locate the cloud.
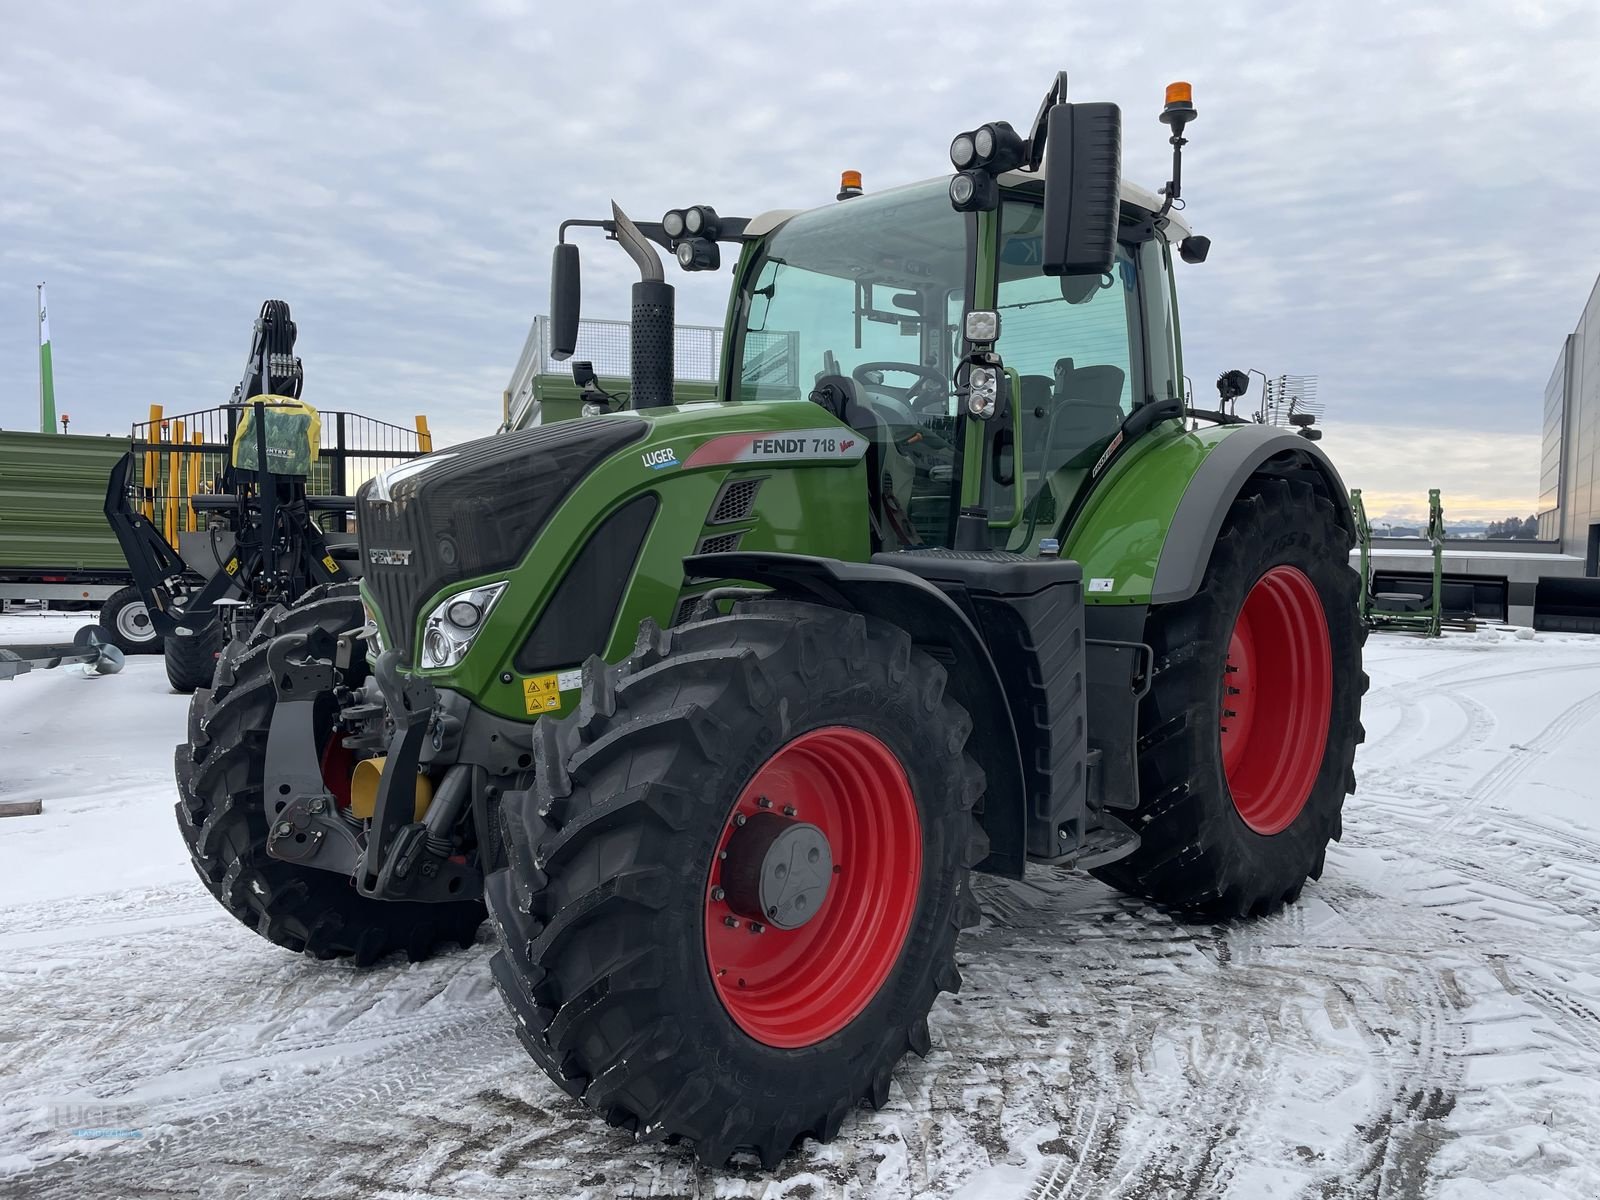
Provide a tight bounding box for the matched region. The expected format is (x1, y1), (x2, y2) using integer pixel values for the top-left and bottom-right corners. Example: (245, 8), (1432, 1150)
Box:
(2, 0), (1597, 521)
(1324, 424), (1542, 523)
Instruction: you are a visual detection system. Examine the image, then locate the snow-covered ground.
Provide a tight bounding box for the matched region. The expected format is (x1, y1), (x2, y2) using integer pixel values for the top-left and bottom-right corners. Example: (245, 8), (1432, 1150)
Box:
(3, 611), (1600, 1199)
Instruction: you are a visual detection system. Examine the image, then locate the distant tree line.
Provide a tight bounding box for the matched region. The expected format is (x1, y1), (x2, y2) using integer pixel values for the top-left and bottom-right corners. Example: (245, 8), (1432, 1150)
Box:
(1485, 515), (1539, 540)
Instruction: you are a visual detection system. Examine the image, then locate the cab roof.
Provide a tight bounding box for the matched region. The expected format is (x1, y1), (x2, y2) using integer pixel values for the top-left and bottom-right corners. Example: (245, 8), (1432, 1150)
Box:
(743, 176), (1192, 241)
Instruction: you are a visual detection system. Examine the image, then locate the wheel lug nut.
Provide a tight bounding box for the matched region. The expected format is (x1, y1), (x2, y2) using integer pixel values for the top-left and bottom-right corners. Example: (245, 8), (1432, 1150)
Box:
(734, 813), (746, 827)
(724, 916), (740, 928)
(782, 804), (796, 817)
(275, 822), (292, 836)
(718, 850), (728, 860)
(711, 886), (725, 901)
(757, 796), (772, 808)
(749, 922), (765, 934)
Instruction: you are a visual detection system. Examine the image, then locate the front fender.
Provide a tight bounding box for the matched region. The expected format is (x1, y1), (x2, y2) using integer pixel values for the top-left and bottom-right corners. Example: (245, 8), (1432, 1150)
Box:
(684, 550), (1027, 878)
(1064, 423), (1354, 606)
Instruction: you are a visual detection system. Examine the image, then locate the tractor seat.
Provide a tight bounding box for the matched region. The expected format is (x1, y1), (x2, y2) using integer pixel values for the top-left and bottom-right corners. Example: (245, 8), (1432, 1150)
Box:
(1049, 358), (1126, 469)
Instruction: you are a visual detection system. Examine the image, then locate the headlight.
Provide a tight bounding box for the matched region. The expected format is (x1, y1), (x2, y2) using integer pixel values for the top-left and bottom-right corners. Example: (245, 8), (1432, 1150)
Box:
(420, 582), (506, 669)
(967, 366), (998, 419)
(361, 596), (387, 655)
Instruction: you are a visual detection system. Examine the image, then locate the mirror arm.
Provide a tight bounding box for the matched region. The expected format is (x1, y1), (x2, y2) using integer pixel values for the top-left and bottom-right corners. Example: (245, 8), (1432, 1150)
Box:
(1155, 125), (1188, 221)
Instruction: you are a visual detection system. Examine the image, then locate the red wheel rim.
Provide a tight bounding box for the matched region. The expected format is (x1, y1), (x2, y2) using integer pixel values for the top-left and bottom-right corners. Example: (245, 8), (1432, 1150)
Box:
(1219, 565), (1333, 835)
(705, 727), (922, 1048)
(319, 737), (354, 809)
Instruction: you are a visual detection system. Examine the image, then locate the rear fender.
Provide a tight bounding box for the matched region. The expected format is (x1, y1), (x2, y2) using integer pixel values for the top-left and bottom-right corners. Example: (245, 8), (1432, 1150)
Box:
(683, 550), (1027, 877)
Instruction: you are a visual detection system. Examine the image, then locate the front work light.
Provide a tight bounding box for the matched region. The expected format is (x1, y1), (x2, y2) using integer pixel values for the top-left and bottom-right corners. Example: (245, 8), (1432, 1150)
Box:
(964, 310), (1001, 344)
(662, 209), (687, 239)
(675, 238), (721, 271)
(421, 582), (506, 669)
(683, 205), (719, 237)
(950, 132), (977, 170)
(971, 121), (1025, 172)
(949, 170), (998, 212)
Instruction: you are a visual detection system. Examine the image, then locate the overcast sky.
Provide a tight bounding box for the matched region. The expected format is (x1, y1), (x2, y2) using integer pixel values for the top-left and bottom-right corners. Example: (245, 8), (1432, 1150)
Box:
(3, 0), (1597, 522)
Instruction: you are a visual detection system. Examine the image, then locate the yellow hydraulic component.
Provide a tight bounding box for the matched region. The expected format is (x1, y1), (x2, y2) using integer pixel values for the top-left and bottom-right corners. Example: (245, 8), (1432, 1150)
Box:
(166, 419), (185, 541)
(349, 757), (433, 822)
(187, 430), (203, 530)
(142, 404), (163, 521)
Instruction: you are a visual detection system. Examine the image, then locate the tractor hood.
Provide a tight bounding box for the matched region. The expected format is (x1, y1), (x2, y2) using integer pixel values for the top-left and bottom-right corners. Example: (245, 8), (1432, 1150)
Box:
(357, 416), (648, 659)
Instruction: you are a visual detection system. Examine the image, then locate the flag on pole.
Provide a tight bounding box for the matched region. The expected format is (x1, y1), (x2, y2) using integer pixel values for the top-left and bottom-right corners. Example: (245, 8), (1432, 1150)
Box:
(38, 284), (57, 434)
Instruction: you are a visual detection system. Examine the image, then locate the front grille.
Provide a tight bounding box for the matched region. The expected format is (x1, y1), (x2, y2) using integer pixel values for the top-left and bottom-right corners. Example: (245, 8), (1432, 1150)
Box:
(358, 416), (646, 660)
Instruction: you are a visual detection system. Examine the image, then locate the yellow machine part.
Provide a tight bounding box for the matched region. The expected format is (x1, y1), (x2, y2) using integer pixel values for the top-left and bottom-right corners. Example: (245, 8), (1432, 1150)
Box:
(349, 757), (433, 822)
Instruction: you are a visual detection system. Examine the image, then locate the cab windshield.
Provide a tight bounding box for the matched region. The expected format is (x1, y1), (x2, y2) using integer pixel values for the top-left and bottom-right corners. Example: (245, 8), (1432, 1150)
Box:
(732, 180), (970, 546)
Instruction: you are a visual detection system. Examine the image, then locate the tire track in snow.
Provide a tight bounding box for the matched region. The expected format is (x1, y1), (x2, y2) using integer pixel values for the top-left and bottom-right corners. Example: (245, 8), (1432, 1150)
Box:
(1433, 686), (1600, 836)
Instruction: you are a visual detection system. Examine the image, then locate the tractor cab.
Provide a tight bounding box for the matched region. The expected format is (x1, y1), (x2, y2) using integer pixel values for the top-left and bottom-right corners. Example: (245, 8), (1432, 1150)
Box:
(727, 171), (1192, 555)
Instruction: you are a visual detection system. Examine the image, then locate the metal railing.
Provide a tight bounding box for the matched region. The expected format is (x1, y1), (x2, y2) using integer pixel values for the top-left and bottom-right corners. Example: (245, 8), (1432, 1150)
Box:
(128, 403), (429, 546)
(504, 316), (801, 430)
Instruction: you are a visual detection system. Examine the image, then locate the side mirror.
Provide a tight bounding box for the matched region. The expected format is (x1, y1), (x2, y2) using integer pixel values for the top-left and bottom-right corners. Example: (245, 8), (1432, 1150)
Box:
(550, 243), (581, 361)
(1041, 101), (1122, 277)
(571, 360), (598, 390)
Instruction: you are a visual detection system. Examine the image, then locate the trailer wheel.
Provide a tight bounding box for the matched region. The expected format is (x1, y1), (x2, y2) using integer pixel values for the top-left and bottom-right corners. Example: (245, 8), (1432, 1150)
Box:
(173, 584), (484, 963)
(486, 601), (987, 1167)
(100, 586), (161, 655)
(1091, 476), (1365, 917)
(163, 621), (224, 694)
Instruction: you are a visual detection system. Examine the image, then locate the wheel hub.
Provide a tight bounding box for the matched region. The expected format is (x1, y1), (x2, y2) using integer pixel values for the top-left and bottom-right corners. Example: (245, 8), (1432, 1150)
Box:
(721, 813), (833, 930)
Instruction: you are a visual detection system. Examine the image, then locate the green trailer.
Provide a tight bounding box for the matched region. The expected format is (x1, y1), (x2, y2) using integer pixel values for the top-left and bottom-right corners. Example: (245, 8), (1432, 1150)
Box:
(0, 429), (136, 605)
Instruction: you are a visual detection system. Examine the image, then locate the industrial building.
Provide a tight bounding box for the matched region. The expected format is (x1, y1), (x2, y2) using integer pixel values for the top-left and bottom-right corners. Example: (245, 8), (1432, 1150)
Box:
(1538, 273), (1600, 568)
(1364, 272), (1600, 629)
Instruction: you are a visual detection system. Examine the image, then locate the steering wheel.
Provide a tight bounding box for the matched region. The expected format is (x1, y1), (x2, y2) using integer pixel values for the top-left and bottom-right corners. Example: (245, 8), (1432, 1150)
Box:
(851, 362), (949, 416)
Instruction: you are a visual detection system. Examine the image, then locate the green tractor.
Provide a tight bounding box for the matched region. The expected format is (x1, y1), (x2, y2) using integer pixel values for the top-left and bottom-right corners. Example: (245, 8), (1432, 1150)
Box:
(175, 74), (1363, 1166)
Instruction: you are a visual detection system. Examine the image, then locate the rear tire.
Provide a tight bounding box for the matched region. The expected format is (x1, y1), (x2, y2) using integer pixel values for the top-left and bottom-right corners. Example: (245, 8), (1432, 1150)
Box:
(100, 586), (161, 655)
(486, 601), (987, 1167)
(1091, 476), (1365, 917)
(174, 585), (484, 963)
(163, 620), (224, 693)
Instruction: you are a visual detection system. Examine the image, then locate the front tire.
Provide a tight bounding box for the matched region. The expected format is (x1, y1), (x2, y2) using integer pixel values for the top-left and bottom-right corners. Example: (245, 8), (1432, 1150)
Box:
(163, 621), (224, 693)
(486, 601), (987, 1167)
(1091, 475), (1365, 917)
(174, 585), (484, 963)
